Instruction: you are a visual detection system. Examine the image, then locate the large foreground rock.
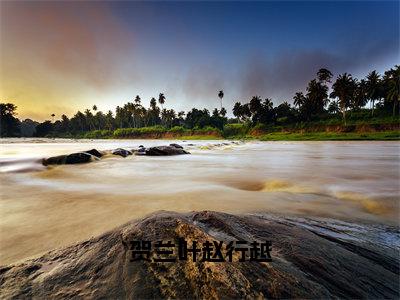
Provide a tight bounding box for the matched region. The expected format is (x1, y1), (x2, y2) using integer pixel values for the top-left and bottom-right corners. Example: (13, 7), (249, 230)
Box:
(0, 211), (399, 299)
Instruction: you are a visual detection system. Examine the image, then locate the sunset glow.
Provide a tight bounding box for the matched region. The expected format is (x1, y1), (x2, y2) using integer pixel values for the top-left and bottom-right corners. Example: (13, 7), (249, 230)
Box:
(1, 1), (398, 121)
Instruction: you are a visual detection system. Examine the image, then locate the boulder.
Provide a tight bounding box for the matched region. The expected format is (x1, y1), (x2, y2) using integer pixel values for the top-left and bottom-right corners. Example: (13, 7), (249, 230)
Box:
(169, 143), (183, 149)
(145, 146), (190, 156)
(112, 148), (132, 158)
(43, 152), (97, 165)
(1, 211), (398, 299)
(135, 147), (146, 155)
(84, 149), (104, 158)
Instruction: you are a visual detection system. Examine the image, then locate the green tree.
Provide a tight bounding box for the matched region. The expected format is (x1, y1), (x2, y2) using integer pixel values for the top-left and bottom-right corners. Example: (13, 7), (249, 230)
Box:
(0, 103), (20, 137)
(366, 70), (381, 116)
(306, 79), (329, 115)
(233, 102), (242, 122)
(218, 90), (224, 110)
(330, 73), (356, 125)
(317, 68), (333, 84)
(383, 66), (399, 117)
(60, 114), (70, 133)
(105, 110), (114, 130)
(134, 95), (141, 105)
(293, 92), (306, 109)
(84, 109), (93, 131)
(351, 79), (368, 111)
(328, 101), (340, 115)
(158, 93), (166, 111)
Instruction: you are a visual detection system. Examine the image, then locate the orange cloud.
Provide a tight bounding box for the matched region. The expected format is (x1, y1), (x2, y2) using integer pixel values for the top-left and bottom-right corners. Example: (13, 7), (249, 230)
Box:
(0, 1), (136, 120)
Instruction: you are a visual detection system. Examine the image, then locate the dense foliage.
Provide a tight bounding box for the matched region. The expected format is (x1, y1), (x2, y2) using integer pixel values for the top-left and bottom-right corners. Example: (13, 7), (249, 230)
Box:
(1, 66), (398, 138)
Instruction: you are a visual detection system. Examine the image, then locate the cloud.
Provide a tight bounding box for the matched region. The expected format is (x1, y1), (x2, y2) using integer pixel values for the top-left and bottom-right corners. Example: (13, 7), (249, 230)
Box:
(1, 1), (136, 88)
(180, 64), (227, 109)
(238, 38), (399, 104)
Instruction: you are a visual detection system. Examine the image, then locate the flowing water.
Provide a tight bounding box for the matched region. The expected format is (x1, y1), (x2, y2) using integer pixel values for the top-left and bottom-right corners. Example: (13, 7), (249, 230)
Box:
(0, 138), (399, 265)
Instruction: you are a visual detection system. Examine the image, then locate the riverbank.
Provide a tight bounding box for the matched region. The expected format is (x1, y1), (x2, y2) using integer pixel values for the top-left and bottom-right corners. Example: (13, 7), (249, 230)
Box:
(257, 130), (399, 141)
(49, 124), (399, 141)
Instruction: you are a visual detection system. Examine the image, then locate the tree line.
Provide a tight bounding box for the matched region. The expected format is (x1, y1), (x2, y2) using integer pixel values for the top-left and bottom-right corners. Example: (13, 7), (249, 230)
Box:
(1, 65), (398, 137)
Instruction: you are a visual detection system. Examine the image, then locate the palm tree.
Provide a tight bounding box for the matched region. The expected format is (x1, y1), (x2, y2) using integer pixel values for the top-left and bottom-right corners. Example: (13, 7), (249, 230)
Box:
(134, 95), (141, 105)
(220, 107), (227, 117)
(330, 73), (356, 125)
(150, 97), (157, 110)
(218, 90), (224, 110)
(158, 93), (166, 110)
(293, 92), (305, 109)
(306, 79), (329, 114)
(125, 102), (135, 127)
(105, 110), (114, 130)
(366, 70), (381, 116)
(249, 96), (262, 114)
(233, 102), (242, 122)
(351, 79), (368, 111)
(92, 105), (98, 129)
(317, 68), (333, 83)
(84, 108), (94, 131)
(51, 114), (55, 123)
(383, 66), (399, 117)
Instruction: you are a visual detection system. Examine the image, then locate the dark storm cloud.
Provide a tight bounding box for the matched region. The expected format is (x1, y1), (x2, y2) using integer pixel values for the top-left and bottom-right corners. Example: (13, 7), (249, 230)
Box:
(238, 38), (399, 104)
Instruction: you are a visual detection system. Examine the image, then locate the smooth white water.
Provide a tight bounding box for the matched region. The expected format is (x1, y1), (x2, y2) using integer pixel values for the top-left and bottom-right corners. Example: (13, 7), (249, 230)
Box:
(0, 139), (399, 264)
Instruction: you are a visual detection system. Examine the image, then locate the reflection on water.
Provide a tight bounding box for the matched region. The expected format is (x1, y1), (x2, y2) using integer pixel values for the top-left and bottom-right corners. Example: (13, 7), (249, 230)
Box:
(0, 138), (399, 264)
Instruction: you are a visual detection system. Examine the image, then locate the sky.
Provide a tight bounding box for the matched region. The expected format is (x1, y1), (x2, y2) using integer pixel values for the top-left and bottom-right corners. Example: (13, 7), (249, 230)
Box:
(0, 1), (399, 121)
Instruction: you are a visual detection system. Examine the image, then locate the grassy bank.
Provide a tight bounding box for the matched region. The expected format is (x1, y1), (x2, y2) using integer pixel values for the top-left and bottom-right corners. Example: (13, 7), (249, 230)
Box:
(52, 117), (399, 141)
(79, 126), (223, 140)
(258, 130), (399, 141)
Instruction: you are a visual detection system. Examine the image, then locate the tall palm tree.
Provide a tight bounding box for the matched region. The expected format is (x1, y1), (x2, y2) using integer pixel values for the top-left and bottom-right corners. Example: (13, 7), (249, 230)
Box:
(366, 70), (381, 116)
(158, 93), (166, 110)
(125, 102), (135, 127)
(306, 79), (329, 114)
(150, 97), (157, 110)
(293, 92), (305, 109)
(134, 95), (141, 105)
(383, 66), (399, 117)
(330, 73), (356, 125)
(233, 102), (242, 122)
(317, 68), (333, 83)
(84, 109), (93, 131)
(249, 96), (262, 114)
(351, 79), (368, 111)
(92, 105), (98, 129)
(218, 90), (224, 110)
(105, 110), (114, 130)
(220, 107), (227, 117)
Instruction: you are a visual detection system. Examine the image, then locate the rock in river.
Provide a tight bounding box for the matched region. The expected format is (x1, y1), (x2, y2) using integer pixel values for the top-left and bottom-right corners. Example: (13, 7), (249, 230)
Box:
(112, 148), (132, 158)
(84, 149), (104, 158)
(169, 143), (183, 149)
(42, 152), (98, 165)
(145, 145), (190, 156)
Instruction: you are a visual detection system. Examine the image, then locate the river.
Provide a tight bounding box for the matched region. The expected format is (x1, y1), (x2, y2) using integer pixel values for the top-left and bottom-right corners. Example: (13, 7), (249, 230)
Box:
(0, 139), (399, 265)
